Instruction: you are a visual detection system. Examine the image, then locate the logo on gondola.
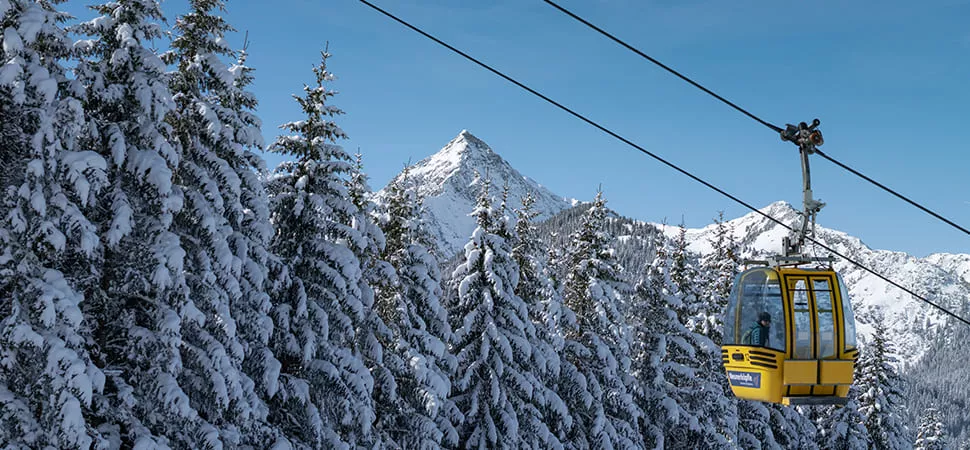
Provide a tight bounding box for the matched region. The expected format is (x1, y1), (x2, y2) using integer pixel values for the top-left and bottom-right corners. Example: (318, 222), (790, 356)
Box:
(727, 371), (761, 388)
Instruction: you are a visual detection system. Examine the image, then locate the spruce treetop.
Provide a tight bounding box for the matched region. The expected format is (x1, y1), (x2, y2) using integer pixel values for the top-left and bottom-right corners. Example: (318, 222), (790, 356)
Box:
(272, 48), (349, 163)
(471, 170), (493, 231)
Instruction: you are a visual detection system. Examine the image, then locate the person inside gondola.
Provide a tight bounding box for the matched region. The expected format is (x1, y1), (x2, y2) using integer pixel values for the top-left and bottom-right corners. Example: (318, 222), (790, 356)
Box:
(742, 312), (771, 347)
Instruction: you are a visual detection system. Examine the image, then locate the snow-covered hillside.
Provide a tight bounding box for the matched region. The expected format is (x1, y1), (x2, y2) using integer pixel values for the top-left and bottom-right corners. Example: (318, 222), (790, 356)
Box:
(375, 130), (576, 255)
(656, 201), (970, 360)
(925, 253), (970, 286)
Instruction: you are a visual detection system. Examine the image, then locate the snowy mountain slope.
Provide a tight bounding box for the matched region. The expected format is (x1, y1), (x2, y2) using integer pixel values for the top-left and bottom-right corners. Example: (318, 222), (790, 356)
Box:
(375, 130), (576, 256)
(656, 201), (970, 360)
(925, 253), (970, 286)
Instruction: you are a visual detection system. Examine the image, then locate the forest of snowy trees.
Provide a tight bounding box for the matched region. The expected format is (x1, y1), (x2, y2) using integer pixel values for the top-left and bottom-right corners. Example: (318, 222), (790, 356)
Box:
(0, 0), (964, 448)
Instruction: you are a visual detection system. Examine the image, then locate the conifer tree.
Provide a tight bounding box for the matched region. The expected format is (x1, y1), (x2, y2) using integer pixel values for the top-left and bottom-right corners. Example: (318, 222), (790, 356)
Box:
(698, 211), (740, 344)
(857, 312), (912, 450)
(914, 407), (947, 450)
(693, 212), (742, 446)
(220, 40), (281, 420)
(812, 388), (870, 450)
(512, 191), (571, 448)
(0, 1), (109, 447)
(546, 235), (565, 290)
(630, 229), (692, 449)
(378, 166), (461, 448)
(559, 190), (642, 449)
(70, 0), (204, 445)
(498, 180), (512, 215)
(346, 152), (407, 448)
(449, 176), (555, 448)
(669, 223), (700, 321)
(266, 48), (373, 448)
(768, 404), (818, 450)
(163, 0), (280, 444)
(736, 401), (778, 450)
(661, 221), (737, 449)
(511, 194), (542, 314)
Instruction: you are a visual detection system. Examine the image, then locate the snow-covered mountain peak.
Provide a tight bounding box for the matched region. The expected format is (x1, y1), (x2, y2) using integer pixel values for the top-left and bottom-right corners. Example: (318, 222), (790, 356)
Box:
(407, 129), (492, 184)
(454, 129), (490, 153)
(377, 130), (576, 256)
(760, 200), (800, 219)
(735, 200), (803, 234)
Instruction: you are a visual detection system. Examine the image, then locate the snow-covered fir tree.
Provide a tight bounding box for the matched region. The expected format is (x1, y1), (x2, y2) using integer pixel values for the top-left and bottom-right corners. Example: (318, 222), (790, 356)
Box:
(345, 152), (407, 448)
(736, 401), (778, 450)
(811, 387), (871, 450)
(914, 407), (947, 450)
(0, 1), (108, 447)
(662, 222), (736, 449)
(692, 214), (742, 447)
(377, 165), (461, 448)
(669, 223), (701, 322)
(449, 175), (556, 448)
(219, 39), (281, 426)
(767, 404), (817, 450)
(265, 49), (374, 448)
(70, 0), (200, 446)
(511, 191), (571, 448)
(629, 227), (692, 449)
(163, 0), (279, 444)
(697, 211), (740, 344)
(559, 190), (642, 449)
(857, 312), (912, 450)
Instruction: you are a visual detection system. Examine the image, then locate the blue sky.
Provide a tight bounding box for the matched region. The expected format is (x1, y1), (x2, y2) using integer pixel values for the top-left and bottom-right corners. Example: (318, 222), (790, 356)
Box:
(68, 0), (970, 256)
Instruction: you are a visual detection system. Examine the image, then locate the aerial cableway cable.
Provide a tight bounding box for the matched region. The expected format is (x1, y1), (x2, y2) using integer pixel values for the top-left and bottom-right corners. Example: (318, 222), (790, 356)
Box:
(541, 0), (970, 240)
(811, 148), (970, 236)
(540, 0), (784, 135)
(358, 0), (970, 327)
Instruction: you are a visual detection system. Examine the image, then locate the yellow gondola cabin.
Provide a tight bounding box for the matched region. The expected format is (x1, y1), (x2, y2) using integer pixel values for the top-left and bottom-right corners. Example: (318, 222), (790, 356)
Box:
(720, 258), (858, 405)
(718, 118), (859, 405)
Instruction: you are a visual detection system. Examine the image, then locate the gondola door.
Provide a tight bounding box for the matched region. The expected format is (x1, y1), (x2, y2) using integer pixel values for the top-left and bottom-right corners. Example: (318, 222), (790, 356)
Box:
(811, 277), (838, 362)
(784, 273), (840, 398)
(809, 276), (839, 396)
